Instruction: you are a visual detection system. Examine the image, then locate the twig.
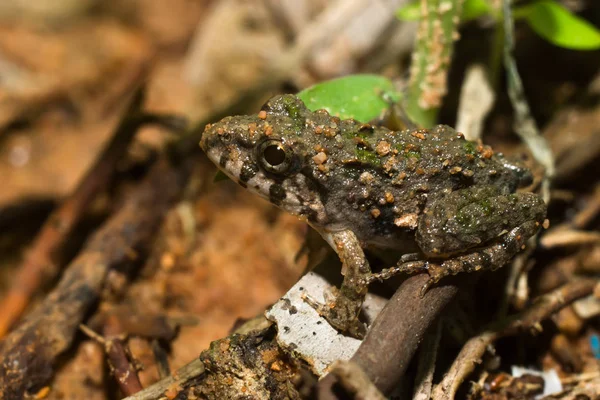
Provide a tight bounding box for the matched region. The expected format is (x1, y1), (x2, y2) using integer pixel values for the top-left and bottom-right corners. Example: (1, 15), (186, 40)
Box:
(0, 155), (194, 399)
(499, 0), (555, 316)
(122, 327), (295, 400)
(502, 0), (554, 202)
(81, 322), (144, 397)
(455, 64), (495, 141)
(151, 340), (171, 379)
(572, 184), (600, 229)
(413, 320), (442, 400)
(318, 274), (459, 398)
(540, 229), (600, 248)
(0, 90), (188, 339)
(103, 315), (144, 396)
(122, 358), (206, 400)
(431, 279), (597, 400)
(328, 360), (387, 400)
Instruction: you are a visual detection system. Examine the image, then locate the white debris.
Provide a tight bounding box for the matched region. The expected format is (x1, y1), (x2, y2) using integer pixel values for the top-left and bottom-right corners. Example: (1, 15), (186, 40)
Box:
(511, 366), (562, 398)
(265, 272), (386, 376)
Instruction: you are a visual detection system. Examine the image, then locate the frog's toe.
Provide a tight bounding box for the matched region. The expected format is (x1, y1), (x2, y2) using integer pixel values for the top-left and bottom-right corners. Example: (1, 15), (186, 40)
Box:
(400, 252), (422, 262)
(302, 293), (366, 339)
(301, 293), (327, 313)
(418, 263), (447, 297)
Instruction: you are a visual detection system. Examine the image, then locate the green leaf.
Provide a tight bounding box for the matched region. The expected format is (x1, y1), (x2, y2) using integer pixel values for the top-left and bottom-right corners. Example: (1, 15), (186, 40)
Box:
(516, 0), (600, 50)
(213, 170), (230, 183)
(396, 0), (491, 23)
(396, 1), (421, 21)
(462, 0), (491, 22)
(297, 74), (401, 122)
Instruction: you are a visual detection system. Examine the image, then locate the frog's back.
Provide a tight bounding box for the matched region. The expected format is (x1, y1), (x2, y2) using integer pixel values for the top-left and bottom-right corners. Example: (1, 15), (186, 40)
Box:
(310, 121), (530, 248)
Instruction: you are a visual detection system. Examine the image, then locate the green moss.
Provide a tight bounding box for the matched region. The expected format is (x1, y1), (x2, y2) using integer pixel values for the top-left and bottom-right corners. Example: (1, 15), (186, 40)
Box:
(406, 151), (421, 159)
(355, 147), (381, 165)
(456, 209), (471, 226)
(281, 96), (303, 120)
(463, 141), (477, 155)
(479, 198), (492, 215)
(343, 128), (373, 141)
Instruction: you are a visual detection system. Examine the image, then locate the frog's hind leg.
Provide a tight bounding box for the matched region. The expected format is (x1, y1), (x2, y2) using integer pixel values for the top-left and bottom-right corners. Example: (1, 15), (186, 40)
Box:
(367, 220), (541, 295)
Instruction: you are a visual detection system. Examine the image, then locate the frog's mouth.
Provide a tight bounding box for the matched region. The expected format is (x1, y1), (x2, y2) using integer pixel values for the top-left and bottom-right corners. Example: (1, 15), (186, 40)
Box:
(205, 146), (327, 224)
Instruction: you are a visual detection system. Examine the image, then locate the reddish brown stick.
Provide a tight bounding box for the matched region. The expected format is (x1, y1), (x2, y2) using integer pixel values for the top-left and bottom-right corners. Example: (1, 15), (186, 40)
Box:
(103, 315), (144, 396)
(0, 96), (185, 338)
(0, 156), (193, 399)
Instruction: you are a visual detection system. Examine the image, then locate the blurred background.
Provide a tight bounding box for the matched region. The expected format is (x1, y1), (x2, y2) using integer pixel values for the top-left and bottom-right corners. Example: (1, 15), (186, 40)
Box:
(1, 1), (600, 398)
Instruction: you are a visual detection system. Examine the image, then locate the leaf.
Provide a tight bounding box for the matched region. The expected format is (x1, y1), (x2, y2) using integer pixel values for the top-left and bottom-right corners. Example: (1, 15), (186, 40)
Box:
(213, 170), (230, 183)
(396, 0), (421, 21)
(396, 0), (490, 23)
(461, 0), (491, 22)
(297, 74), (401, 122)
(516, 0), (600, 50)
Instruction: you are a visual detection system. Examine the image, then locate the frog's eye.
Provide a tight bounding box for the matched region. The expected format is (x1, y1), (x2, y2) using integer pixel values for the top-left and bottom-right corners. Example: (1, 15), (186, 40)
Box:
(258, 140), (291, 173)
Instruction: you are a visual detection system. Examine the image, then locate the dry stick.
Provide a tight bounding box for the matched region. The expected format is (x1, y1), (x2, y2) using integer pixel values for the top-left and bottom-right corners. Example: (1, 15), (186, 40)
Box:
(499, 0), (555, 316)
(572, 184), (600, 229)
(431, 278), (598, 400)
(0, 97), (186, 338)
(122, 358), (206, 400)
(0, 156), (193, 399)
(502, 0), (554, 202)
(318, 274), (459, 398)
(413, 320), (443, 400)
(103, 315), (144, 396)
(328, 360), (387, 400)
(80, 322), (144, 397)
(540, 229), (600, 249)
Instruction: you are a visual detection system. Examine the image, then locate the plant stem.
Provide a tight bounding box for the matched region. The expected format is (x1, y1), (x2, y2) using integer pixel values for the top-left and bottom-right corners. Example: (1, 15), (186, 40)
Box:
(405, 0), (464, 128)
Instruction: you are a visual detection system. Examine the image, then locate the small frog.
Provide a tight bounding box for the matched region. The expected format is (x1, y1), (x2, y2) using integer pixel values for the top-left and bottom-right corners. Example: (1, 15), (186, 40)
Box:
(200, 94), (546, 338)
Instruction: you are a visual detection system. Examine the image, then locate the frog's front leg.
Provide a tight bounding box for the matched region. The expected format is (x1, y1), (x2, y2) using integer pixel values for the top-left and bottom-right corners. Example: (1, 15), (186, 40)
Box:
(303, 229), (370, 338)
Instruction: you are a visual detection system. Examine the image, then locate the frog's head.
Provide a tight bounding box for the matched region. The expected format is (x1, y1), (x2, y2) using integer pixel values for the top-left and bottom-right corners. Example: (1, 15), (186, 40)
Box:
(200, 94), (327, 223)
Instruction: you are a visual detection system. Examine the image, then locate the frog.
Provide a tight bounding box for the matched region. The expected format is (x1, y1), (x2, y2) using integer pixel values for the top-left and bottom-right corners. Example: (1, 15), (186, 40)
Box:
(200, 94), (547, 338)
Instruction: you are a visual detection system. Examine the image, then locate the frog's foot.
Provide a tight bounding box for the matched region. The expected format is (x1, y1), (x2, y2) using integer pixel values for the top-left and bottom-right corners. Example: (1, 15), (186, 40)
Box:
(364, 260), (439, 296)
(302, 291), (367, 339)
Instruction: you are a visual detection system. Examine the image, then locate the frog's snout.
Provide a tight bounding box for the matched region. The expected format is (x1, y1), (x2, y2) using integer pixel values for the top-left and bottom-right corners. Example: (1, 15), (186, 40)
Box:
(200, 119), (229, 152)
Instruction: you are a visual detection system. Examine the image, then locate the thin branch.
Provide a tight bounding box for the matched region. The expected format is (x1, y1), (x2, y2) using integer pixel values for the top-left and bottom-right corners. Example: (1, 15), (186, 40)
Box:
(121, 358), (206, 400)
(103, 315), (144, 396)
(0, 156), (194, 398)
(502, 0), (554, 202)
(432, 279), (597, 400)
(0, 89), (188, 338)
(329, 360), (387, 400)
(413, 320), (442, 400)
